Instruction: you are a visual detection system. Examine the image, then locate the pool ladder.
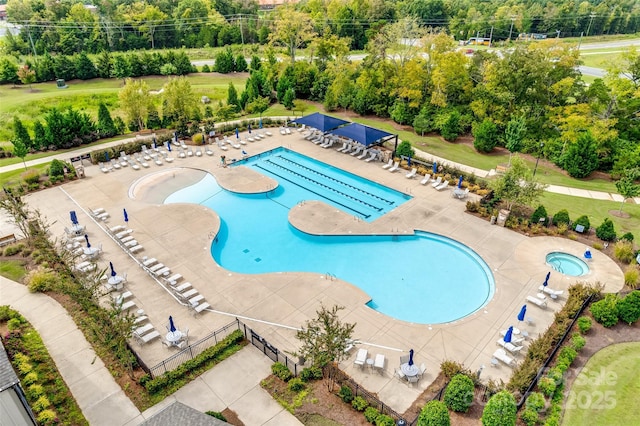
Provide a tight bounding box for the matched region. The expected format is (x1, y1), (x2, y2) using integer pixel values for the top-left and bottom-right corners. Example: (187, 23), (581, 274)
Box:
(325, 273), (336, 281)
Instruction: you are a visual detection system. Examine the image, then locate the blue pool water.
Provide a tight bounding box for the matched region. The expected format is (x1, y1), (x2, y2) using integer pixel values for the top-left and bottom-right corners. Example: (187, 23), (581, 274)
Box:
(546, 252), (589, 276)
(165, 148), (495, 324)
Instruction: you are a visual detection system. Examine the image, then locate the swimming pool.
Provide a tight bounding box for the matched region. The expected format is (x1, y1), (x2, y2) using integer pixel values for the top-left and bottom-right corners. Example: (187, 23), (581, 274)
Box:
(165, 148), (495, 324)
(546, 252), (589, 276)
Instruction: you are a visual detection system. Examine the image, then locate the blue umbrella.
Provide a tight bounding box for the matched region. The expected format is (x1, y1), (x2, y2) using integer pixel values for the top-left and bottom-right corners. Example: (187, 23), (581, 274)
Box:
(242, 150), (247, 156)
(248, 124), (252, 134)
(109, 261), (116, 277)
(123, 208), (128, 223)
(105, 151), (110, 161)
(259, 118), (263, 129)
(84, 234), (91, 248)
(457, 175), (463, 188)
(153, 140), (157, 150)
(169, 316), (176, 333)
(407, 156), (412, 167)
(543, 271), (551, 287)
(235, 127), (239, 139)
(504, 326), (513, 343)
(174, 132), (178, 143)
(70, 211), (78, 225)
(517, 305), (527, 322)
(584, 249), (592, 260)
(167, 140), (172, 152)
(408, 349), (414, 366)
(432, 161), (437, 174)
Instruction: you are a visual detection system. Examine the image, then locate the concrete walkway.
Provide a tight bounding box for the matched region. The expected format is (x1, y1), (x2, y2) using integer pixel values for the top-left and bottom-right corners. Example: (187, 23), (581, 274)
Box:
(1, 130), (634, 204)
(0, 277), (302, 426)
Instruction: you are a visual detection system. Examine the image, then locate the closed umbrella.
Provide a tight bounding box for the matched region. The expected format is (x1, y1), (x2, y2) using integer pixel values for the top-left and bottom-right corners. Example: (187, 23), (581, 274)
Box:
(457, 175), (463, 188)
(153, 139), (157, 150)
(174, 132), (178, 143)
(109, 261), (117, 277)
(517, 305), (527, 322)
(235, 128), (239, 139)
(84, 234), (91, 248)
(169, 316), (176, 333)
(543, 271), (551, 287)
(408, 349), (414, 366)
(105, 151), (110, 162)
(123, 208), (128, 223)
(432, 161), (437, 174)
(248, 124), (252, 134)
(70, 211), (78, 225)
(259, 118), (263, 129)
(167, 140), (172, 152)
(407, 156), (412, 166)
(504, 326), (513, 343)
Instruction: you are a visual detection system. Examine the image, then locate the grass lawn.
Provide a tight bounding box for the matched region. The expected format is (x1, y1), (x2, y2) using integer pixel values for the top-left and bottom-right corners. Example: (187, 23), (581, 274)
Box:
(580, 51), (626, 68)
(0, 260), (27, 281)
(0, 163), (50, 188)
(539, 192), (640, 237)
(562, 342), (640, 426)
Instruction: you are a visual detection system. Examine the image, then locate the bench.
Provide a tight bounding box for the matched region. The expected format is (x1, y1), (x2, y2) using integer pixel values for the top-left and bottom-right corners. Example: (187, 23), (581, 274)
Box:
(0, 234), (17, 247)
(496, 165), (508, 174)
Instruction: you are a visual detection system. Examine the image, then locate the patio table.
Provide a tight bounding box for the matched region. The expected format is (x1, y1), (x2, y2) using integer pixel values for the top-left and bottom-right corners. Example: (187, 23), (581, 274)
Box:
(400, 363), (419, 377)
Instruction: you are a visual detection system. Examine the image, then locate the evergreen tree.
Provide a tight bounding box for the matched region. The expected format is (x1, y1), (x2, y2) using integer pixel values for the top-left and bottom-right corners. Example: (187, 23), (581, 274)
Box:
(53, 55), (76, 80)
(32, 120), (46, 151)
(277, 76), (292, 103)
(95, 50), (112, 79)
(472, 119), (499, 153)
(96, 103), (117, 138)
(146, 106), (162, 130)
(214, 48), (235, 73)
(12, 117), (32, 151)
(227, 82), (240, 112)
(235, 54), (248, 72)
(201, 64), (211, 73)
(250, 55), (262, 71)
(173, 51), (193, 75)
(112, 54), (132, 81)
(438, 110), (461, 142)
(283, 87), (296, 109)
(562, 131), (599, 178)
(74, 52), (97, 80)
(0, 57), (19, 84)
(36, 53), (56, 82)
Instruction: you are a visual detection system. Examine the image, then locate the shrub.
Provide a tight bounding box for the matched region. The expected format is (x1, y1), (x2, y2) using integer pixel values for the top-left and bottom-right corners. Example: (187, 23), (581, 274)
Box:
(396, 140), (415, 158)
(530, 205), (548, 225)
(624, 266), (639, 287)
(466, 201), (479, 213)
(573, 215), (590, 231)
(558, 346), (577, 366)
(520, 408), (539, 426)
(537, 377), (556, 397)
(444, 374), (475, 413)
(36, 409), (57, 425)
(595, 218), (616, 242)
(552, 209), (570, 225)
(7, 317), (22, 330)
(25, 267), (58, 293)
(3, 244), (22, 256)
(205, 411), (227, 421)
(271, 362), (293, 382)
(21, 169), (41, 185)
(590, 295), (619, 327)
(201, 64), (211, 73)
(49, 159), (67, 177)
(375, 414), (395, 426)
(33, 395), (51, 412)
(352, 396), (369, 411)
(440, 360), (467, 379)
(620, 232), (634, 242)
(417, 400), (450, 426)
(525, 392), (546, 412)
(616, 290), (640, 325)
(571, 333), (586, 351)
(23, 372), (39, 386)
(288, 377), (305, 392)
(481, 390), (517, 426)
(338, 385), (354, 403)
(28, 384), (44, 399)
(299, 366), (323, 382)
(577, 316), (592, 334)
(614, 241), (635, 263)
(364, 406), (380, 423)
(192, 133), (204, 145)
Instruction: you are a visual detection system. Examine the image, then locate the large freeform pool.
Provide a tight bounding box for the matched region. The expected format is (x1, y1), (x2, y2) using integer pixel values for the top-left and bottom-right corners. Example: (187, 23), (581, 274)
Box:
(165, 148), (495, 324)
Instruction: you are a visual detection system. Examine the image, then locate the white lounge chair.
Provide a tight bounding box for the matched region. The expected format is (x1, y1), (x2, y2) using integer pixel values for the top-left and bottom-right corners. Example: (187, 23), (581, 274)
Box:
(493, 349), (514, 366)
(420, 174), (431, 185)
(142, 257), (157, 267)
(499, 330), (525, 344)
(526, 295), (547, 308)
(374, 354), (385, 371)
(336, 142), (348, 152)
(139, 330), (160, 345)
(189, 294), (205, 305)
(265, 130), (273, 136)
(539, 286), (564, 298)
(496, 339), (524, 354)
(165, 273), (182, 284)
(357, 149), (369, 160)
(350, 145), (363, 156)
(354, 348), (368, 368)
(431, 176), (443, 187)
(129, 245), (143, 253)
(192, 301), (210, 315)
(364, 151), (378, 162)
(435, 180), (450, 191)
(406, 168), (417, 179)
(382, 159), (393, 169)
(119, 300), (136, 311)
(388, 162), (400, 173)
(173, 282), (192, 292)
(205, 146), (214, 156)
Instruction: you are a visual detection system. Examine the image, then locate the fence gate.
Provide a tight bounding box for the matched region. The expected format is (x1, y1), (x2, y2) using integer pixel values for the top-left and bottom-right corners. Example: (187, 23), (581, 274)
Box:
(250, 329), (278, 362)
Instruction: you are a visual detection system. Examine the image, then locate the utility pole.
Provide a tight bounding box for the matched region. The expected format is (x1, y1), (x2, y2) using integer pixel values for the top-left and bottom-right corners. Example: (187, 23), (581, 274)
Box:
(578, 31), (584, 50)
(489, 26), (494, 46)
(556, 30), (561, 39)
(508, 15), (516, 41)
(586, 12), (596, 37)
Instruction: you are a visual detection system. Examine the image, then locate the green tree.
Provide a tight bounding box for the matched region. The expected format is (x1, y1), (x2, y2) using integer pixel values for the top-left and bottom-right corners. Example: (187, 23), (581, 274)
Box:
(17, 65), (36, 90)
(595, 218), (616, 242)
(491, 155), (546, 211)
(74, 52), (97, 80)
(561, 131), (599, 178)
(11, 138), (28, 169)
(162, 76), (196, 126)
(246, 96), (270, 117)
(417, 400), (450, 426)
(268, 5), (315, 64)
(283, 87), (296, 109)
(119, 1), (167, 49)
(481, 390), (517, 426)
(96, 103), (117, 138)
(32, 120), (46, 151)
(504, 115), (527, 164)
(111, 55), (131, 81)
(95, 51), (112, 79)
(614, 170), (640, 214)
(290, 304), (355, 391)
(396, 141), (415, 158)
(438, 110), (461, 142)
(235, 54), (248, 72)
(472, 119), (499, 153)
(12, 117), (32, 151)
(227, 82), (240, 112)
(444, 374), (475, 413)
(118, 78), (151, 131)
(0, 57), (19, 85)
(214, 48), (235, 73)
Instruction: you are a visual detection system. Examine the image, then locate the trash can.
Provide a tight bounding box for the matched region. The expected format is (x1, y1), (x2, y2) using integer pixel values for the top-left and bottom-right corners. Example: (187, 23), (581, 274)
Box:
(496, 209), (510, 227)
(490, 215), (497, 225)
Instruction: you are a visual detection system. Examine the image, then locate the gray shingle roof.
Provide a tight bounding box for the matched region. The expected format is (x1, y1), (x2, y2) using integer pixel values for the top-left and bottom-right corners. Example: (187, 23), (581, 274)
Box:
(140, 402), (229, 426)
(0, 340), (20, 392)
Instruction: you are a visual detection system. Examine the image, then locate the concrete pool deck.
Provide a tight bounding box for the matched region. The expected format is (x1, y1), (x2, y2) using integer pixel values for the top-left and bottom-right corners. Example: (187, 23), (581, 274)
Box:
(19, 132), (625, 418)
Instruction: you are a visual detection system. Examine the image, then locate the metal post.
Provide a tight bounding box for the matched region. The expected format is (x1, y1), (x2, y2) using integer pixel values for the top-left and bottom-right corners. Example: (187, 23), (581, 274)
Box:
(533, 142), (544, 177)
(508, 16), (516, 41)
(556, 30), (561, 39)
(489, 26), (494, 46)
(586, 12), (596, 38)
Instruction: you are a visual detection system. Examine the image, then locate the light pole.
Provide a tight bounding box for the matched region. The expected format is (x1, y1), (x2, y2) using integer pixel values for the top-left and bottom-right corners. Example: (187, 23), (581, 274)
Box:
(533, 142), (544, 177)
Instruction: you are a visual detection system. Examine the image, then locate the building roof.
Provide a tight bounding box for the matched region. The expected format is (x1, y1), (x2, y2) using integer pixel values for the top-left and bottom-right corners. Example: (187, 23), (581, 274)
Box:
(0, 341), (20, 393)
(139, 402), (229, 426)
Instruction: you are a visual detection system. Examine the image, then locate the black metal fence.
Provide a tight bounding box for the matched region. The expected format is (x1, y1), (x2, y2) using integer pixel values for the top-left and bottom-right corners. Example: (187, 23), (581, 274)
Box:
(238, 321), (299, 376)
(148, 319), (241, 378)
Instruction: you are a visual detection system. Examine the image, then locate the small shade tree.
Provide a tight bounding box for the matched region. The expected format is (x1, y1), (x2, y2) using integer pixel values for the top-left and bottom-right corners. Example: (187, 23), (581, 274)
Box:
(491, 155), (546, 211)
(614, 170), (640, 214)
(11, 138), (28, 170)
(481, 390), (517, 426)
(472, 119), (498, 153)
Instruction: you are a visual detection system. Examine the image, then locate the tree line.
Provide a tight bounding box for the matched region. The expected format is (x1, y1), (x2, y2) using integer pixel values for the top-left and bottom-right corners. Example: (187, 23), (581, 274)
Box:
(2, 0), (639, 56)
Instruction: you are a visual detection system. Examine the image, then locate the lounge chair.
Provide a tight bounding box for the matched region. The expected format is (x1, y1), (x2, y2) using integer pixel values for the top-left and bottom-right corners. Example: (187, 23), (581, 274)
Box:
(435, 180), (450, 191)
(173, 282), (192, 293)
(187, 148), (194, 157)
(357, 149), (369, 160)
(388, 161), (400, 173)
(395, 368), (406, 380)
(124, 240), (138, 248)
(192, 301), (211, 315)
(354, 348), (368, 368)
(407, 376), (419, 384)
(110, 225), (125, 233)
(139, 330), (160, 345)
(365, 151), (378, 162)
(142, 257), (157, 267)
(165, 273), (182, 284)
(382, 159), (393, 169)
(499, 330), (525, 344)
(229, 139), (241, 149)
(406, 168), (417, 179)
(129, 245), (144, 253)
(350, 145), (363, 156)
(265, 130), (273, 136)
(526, 295), (547, 308)
(419, 174), (431, 185)
(399, 354), (410, 365)
(285, 127), (292, 135)
(374, 354), (385, 371)
(195, 148), (203, 157)
(539, 286), (564, 298)
(217, 139), (229, 151)
(180, 289), (199, 300)
(493, 349), (514, 366)
(344, 339), (355, 353)
(431, 176), (443, 187)
(189, 294), (205, 305)
(205, 145), (214, 155)
(134, 323), (154, 338)
(496, 339), (524, 354)
(336, 141), (348, 152)
(119, 300), (136, 311)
